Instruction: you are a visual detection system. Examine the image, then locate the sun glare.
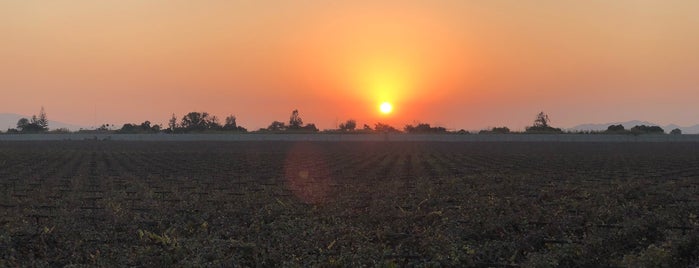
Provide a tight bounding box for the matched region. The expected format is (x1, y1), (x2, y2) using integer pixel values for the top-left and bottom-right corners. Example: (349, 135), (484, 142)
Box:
(379, 102), (393, 114)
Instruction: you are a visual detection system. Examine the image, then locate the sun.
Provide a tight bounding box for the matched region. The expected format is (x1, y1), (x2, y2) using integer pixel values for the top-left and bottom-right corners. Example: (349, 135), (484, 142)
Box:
(379, 102), (393, 114)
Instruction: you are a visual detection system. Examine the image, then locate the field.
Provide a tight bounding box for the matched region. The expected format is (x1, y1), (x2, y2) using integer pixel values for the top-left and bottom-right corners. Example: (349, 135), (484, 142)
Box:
(1, 141), (699, 267)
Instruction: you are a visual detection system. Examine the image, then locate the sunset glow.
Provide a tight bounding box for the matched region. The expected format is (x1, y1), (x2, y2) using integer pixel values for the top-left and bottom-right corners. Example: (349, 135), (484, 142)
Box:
(2, 1), (699, 130)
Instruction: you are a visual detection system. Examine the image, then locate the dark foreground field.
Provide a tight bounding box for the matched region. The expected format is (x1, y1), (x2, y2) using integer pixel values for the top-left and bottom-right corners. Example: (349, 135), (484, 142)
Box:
(1, 141), (699, 267)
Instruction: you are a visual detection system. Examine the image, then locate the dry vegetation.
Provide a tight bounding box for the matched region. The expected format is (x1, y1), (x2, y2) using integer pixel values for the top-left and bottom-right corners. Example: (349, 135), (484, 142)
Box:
(1, 141), (698, 266)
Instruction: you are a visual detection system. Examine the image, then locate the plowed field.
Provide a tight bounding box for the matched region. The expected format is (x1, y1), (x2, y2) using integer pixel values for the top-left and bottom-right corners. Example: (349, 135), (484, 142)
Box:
(1, 141), (698, 266)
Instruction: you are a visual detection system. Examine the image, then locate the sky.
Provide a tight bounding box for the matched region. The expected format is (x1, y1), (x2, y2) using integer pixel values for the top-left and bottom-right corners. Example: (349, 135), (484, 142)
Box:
(2, 1), (698, 131)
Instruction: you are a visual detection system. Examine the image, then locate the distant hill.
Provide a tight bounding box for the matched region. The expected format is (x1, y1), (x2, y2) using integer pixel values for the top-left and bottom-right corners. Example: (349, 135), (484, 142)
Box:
(0, 113), (87, 131)
(570, 120), (699, 134)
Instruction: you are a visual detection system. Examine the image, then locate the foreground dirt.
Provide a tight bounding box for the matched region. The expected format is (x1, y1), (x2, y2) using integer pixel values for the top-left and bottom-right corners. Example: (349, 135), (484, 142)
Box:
(1, 141), (698, 266)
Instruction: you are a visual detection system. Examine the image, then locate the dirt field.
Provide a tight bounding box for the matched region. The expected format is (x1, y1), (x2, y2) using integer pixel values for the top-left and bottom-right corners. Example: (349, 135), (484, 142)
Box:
(1, 141), (698, 266)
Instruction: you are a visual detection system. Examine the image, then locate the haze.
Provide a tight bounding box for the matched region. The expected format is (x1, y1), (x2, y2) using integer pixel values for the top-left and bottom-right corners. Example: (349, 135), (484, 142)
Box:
(2, 1), (698, 130)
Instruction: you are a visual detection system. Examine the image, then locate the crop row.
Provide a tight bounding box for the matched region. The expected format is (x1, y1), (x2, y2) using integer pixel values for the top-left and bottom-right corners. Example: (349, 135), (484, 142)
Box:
(1, 141), (698, 266)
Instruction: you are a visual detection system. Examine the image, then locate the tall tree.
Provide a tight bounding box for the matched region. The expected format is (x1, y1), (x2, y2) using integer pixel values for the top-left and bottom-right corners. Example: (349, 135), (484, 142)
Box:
(224, 115), (238, 128)
(289, 109), (303, 129)
(37, 107), (48, 130)
(533, 112), (550, 128)
(224, 115), (238, 130)
(168, 113), (177, 132)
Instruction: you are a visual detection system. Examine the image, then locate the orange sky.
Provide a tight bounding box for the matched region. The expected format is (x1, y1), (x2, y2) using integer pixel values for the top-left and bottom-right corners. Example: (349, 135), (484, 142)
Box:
(2, 1), (699, 130)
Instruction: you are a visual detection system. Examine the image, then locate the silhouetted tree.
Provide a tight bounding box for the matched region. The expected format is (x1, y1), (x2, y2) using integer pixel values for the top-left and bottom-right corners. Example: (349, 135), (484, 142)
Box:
(289, 109), (303, 129)
(181, 112), (215, 131)
(37, 107), (48, 130)
(479, 127), (510, 134)
(207, 115), (222, 130)
(224, 115), (237, 129)
(404, 123), (447, 133)
(630, 125), (665, 135)
(223, 115), (247, 132)
(140, 121), (151, 130)
(276, 109), (319, 132)
(303, 123), (319, 132)
(670, 128), (682, 135)
(267, 121), (286, 131)
(339, 119), (357, 131)
(533, 112), (550, 128)
(118, 124), (138, 133)
(526, 111), (562, 133)
(119, 121), (160, 133)
(363, 124), (372, 131)
(16, 118), (30, 131)
(374, 123), (400, 133)
(606, 124), (626, 133)
(168, 113), (177, 132)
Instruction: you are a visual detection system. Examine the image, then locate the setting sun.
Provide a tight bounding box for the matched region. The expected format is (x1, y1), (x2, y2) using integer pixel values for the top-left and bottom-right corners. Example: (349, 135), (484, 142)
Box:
(380, 102), (393, 114)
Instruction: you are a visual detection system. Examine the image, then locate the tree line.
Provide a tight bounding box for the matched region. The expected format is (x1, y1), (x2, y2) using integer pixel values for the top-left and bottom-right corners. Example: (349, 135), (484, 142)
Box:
(4, 108), (684, 135)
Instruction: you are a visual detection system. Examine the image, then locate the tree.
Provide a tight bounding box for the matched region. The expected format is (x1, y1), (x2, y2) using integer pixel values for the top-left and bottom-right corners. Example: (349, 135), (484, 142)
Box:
(16, 118), (30, 131)
(630, 125), (665, 135)
(303, 123), (319, 132)
(404, 123), (447, 133)
(479, 127), (510, 134)
(533, 111), (550, 128)
(339, 119), (357, 131)
(606, 124), (626, 133)
(168, 114), (177, 132)
(140, 121), (151, 131)
(456, 129), (470, 134)
(289, 109), (303, 129)
(525, 111), (562, 133)
(119, 121), (160, 133)
(267, 121), (286, 131)
(224, 115), (237, 130)
(222, 115), (247, 132)
(670, 128), (682, 135)
(119, 123), (138, 133)
(374, 123), (400, 133)
(181, 112), (214, 131)
(207, 115), (221, 129)
(37, 107), (48, 130)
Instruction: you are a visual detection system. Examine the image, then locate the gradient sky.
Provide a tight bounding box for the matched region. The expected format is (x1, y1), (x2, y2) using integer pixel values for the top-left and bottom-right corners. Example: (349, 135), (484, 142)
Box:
(2, 1), (698, 130)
